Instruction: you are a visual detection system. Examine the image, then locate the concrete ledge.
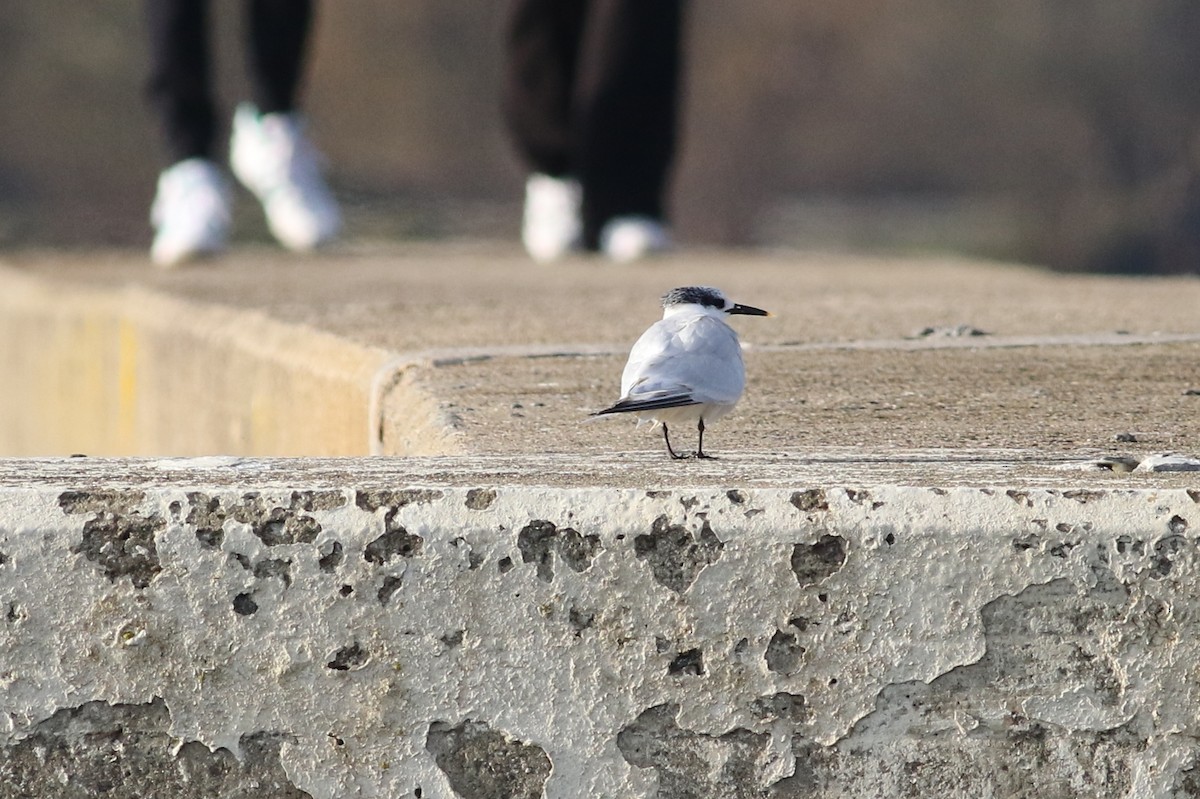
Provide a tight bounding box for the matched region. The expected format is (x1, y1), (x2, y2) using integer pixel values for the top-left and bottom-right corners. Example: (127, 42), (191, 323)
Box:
(5, 250), (1200, 461)
(2, 458), (1200, 796)
(0, 267), (460, 457)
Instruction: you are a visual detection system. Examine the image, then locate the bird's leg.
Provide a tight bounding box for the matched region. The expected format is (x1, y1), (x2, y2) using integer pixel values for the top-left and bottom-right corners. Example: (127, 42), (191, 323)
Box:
(663, 424), (687, 460)
(695, 418), (717, 460)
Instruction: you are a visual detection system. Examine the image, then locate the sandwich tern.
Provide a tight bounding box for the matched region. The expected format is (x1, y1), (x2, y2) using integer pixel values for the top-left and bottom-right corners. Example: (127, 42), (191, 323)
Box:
(593, 286), (769, 459)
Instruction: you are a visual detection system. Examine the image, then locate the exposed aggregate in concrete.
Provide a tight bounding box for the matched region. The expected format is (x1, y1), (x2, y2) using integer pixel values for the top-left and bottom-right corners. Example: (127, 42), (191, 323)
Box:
(2, 480), (1200, 797)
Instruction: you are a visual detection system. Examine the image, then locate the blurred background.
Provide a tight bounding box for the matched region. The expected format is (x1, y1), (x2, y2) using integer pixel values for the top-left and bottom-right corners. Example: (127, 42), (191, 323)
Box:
(3, 0), (1200, 273)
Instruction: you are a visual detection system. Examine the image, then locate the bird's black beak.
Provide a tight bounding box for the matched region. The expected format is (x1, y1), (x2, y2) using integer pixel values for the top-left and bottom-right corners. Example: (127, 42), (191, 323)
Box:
(728, 303), (770, 317)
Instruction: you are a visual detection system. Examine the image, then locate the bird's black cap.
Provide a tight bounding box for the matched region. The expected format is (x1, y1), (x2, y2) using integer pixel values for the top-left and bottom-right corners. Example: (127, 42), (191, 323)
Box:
(661, 286), (727, 310)
(661, 286), (769, 316)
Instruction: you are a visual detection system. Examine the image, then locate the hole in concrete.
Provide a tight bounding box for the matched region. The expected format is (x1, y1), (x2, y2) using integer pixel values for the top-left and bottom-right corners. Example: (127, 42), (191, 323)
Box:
(327, 642), (368, 671)
(440, 630), (464, 649)
(790, 489), (828, 512)
(232, 593), (258, 616)
(318, 541), (344, 572)
(195, 528), (223, 549)
(791, 535), (847, 586)
(364, 527), (424, 564)
(556, 528), (601, 573)
(497, 556), (514, 574)
(426, 719), (551, 799)
(818, 593), (829, 603)
(223, 491), (341, 546)
(1152, 536), (1187, 578)
(1, 700), (310, 798)
(845, 488), (870, 504)
(1115, 536), (1145, 556)
(634, 516), (723, 593)
(1049, 540), (1076, 558)
(518, 520), (601, 582)
(339, 584), (353, 597)
(1170, 515), (1189, 535)
(617, 704), (772, 795)
(766, 630), (805, 675)
(356, 489), (444, 514)
(253, 558), (292, 587)
(465, 488), (496, 510)
(752, 692), (807, 722)
(61, 493), (165, 589)
(1013, 534), (1039, 551)
(1006, 489), (1033, 507)
(186, 494), (225, 549)
(568, 607), (596, 636)
(727, 490), (746, 505)
(733, 638), (749, 655)
(378, 576), (403, 606)
(884, 532), (896, 545)
(668, 648), (704, 676)
(1062, 489), (1106, 504)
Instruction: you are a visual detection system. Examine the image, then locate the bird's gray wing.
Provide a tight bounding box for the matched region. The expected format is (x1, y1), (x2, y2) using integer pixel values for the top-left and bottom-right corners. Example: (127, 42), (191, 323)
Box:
(618, 315), (746, 405)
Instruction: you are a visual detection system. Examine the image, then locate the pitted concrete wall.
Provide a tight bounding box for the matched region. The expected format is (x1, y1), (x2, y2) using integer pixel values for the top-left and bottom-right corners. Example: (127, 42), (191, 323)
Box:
(3, 473), (1200, 797)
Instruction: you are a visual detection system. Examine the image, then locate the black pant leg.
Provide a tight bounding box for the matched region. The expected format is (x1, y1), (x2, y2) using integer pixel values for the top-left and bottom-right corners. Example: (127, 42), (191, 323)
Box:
(574, 0), (683, 246)
(145, 0), (217, 163)
(502, 0), (588, 178)
(246, 0), (314, 114)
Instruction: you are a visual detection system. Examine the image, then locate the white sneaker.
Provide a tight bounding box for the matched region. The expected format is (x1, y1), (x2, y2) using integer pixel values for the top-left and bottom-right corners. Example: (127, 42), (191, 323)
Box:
(229, 103), (341, 251)
(522, 173), (582, 262)
(600, 215), (673, 263)
(150, 158), (231, 267)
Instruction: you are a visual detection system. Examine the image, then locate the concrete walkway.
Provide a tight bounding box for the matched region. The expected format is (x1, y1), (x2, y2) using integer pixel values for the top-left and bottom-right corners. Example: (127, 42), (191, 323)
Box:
(2, 243), (1198, 486)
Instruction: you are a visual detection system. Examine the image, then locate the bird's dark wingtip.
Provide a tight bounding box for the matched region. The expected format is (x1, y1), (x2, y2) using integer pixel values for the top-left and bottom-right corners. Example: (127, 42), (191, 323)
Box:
(595, 395), (700, 415)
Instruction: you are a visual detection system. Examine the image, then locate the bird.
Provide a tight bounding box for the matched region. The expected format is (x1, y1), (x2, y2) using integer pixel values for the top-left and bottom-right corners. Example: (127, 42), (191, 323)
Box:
(593, 286), (770, 459)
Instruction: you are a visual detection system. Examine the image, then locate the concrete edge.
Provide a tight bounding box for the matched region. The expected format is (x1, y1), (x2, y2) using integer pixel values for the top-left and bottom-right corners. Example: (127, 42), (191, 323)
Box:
(0, 266), (458, 456)
(3, 477), (1200, 796)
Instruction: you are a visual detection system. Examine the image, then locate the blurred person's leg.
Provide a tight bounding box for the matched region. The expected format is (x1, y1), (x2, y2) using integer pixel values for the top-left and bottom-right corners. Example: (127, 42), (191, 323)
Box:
(231, 0), (341, 251)
(145, 0), (217, 163)
(246, 0), (313, 115)
(505, 0), (588, 261)
(574, 0), (683, 256)
(504, 0), (682, 261)
(145, 0), (231, 266)
(505, 0), (586, 177)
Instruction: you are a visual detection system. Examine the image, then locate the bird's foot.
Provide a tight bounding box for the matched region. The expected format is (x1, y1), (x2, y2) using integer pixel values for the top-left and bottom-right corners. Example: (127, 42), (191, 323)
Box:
(695, 452), (718, 460)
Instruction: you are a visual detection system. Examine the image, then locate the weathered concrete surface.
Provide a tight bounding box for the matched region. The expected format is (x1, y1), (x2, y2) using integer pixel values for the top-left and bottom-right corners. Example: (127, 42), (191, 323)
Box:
(1, 458), (1200, 797)
(2, 246), (1200, 797)
(3, 246), (1200, 462)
